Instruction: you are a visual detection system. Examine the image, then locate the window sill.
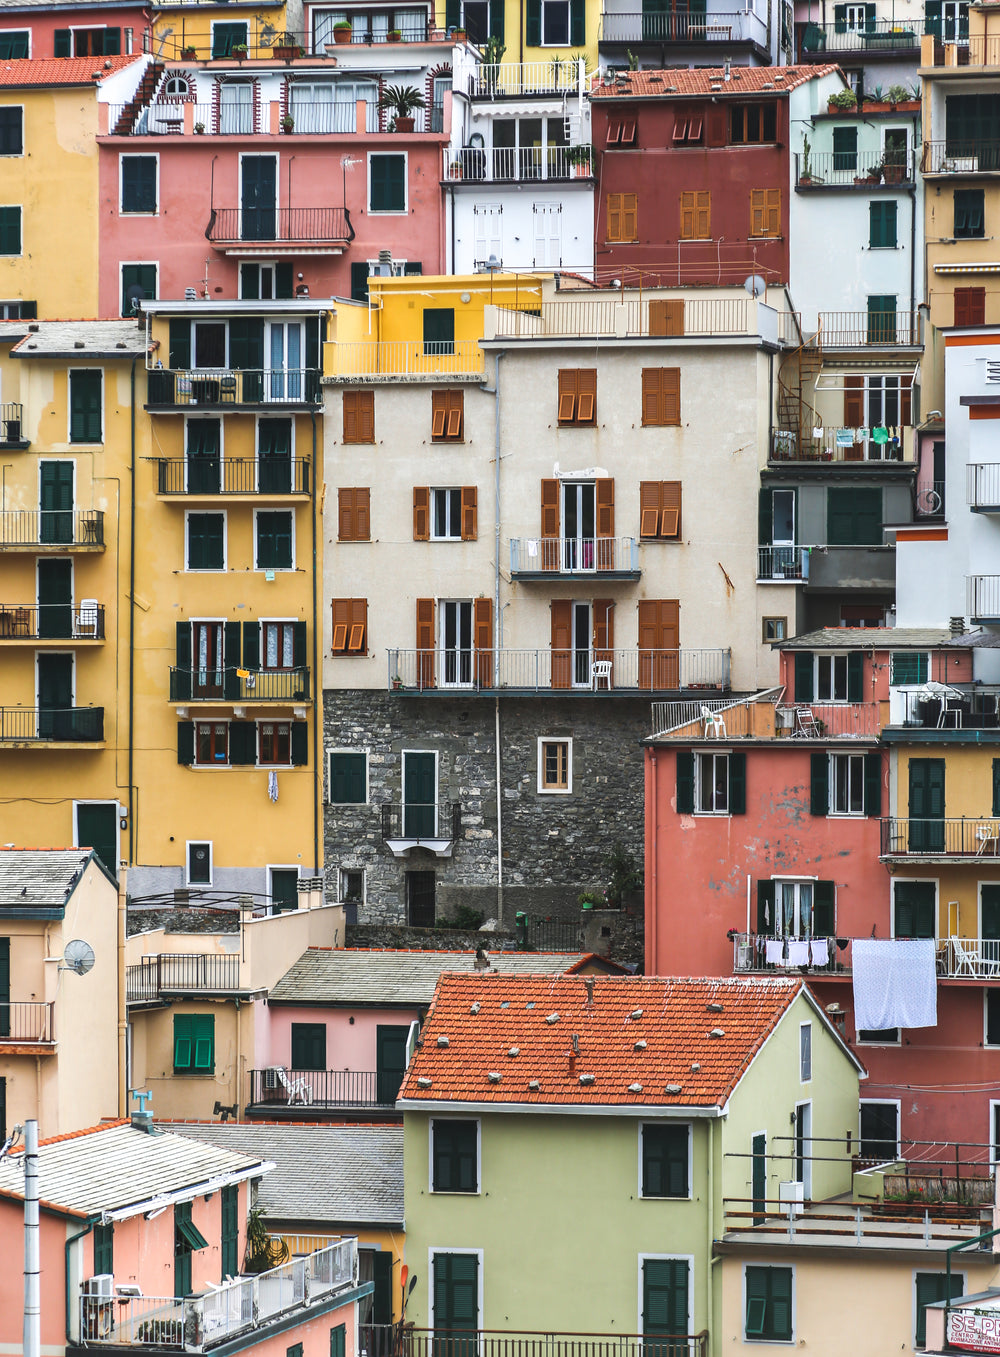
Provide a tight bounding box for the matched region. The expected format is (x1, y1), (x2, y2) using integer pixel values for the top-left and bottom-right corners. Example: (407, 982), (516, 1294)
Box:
(430, 1188), (481, 1196)
(172, 1069), (216, 1077)
(537, 787), (572, 795)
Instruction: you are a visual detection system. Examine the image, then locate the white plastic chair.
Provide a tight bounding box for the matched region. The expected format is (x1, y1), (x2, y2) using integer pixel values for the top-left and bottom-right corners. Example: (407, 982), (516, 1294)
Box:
(951, 936), (982, 978)
(590, 660), (612, 691)
(272, 1066), (313, 1105)
(76, 599), (99, 638)
(701, 705), (726, 737)
(977, 824), (999, 857)
(794, 707), (820, 738)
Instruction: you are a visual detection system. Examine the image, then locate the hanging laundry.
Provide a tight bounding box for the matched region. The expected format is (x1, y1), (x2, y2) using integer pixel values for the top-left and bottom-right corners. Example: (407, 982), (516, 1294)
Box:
(808, 937), (829, 968)
(765, 939), (786, 966)
(836, 428), (854, 447)
(785, 939), (811, 966)
(268, 770), (279, 804)
(853, 939), (937, 1029)
(857, 427), (870, 443)
(812, 426), (824, 440)
(873, 424), (889, 445)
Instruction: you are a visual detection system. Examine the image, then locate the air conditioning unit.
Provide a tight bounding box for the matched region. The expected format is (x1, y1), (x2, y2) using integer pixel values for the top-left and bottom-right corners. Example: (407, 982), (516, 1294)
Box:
(115, 1283), (142, 1299)
(264, 1067), (282, 1090)
(84, 1274), (115, 1298)
(778, 1180), (804, 1206)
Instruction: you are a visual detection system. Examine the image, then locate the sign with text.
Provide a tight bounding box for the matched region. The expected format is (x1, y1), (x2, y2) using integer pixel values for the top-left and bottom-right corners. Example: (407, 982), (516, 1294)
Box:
(948, 1307), (1000, 1352)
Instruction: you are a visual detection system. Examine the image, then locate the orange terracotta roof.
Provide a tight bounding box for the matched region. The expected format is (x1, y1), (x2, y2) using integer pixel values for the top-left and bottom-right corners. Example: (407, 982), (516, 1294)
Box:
(590, 63), (841, 99)
(0, 55), (141, 87)
(399, 974), (802, 1109)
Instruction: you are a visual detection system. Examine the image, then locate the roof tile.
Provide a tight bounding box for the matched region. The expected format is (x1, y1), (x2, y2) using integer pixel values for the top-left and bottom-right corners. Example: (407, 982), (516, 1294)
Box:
(590, 64), (841, 99)
(0, 55), (141, 87)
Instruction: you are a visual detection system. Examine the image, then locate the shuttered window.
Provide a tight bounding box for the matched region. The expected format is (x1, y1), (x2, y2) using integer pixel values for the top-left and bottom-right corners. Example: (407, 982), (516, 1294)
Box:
(557, 369), (597, 425)
(329, 751), (366, 803)
(641, 1123), (690, 1197)
(640, 481), (682, 539)
(432, 1119), (479, 1192)
(893, 880), (936, 939)
(648, 300), (684, 336)
(338, 487), (371, 542)
(343, 390), (375, 444)
(607, 191), (638, 241)
(750, 188), (781, 237)
(186, 513), (225, 570)
(0, 107), (22, 156)
(915, 1272), (964, 1347)
(173, 1013), (214, 1072)
(255, 510), (293, 569)
(607, 116), (637, 146)
(745, 1266), (793, 1341)
(869, 200), (897, 248)
(70, 370), (103, 443)
(121, 155), (157, 213)
(680, 190), (710, 239)
(642, 1259), (689, 1346)
(955, 286), (986, 327)
(954, 188), (984, 238)
(370, 153), (406, 212)
(121, 264), (157, 316)
(431, 389), (464, 441)
(331, 598), (367, 654)
(0, 204), (20, 255)
(641, 369), (681, 427)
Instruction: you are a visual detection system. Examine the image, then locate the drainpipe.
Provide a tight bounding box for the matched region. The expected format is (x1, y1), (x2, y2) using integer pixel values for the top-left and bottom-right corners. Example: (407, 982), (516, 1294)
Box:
(492, 352), (504, 922)
(706, 1117), (715, 1335)
(310, 411), (320, 879)
(118, 866), (128, 1118)
(65, 1219), (97, 1343)
(646, 750), (658, 970)
(24, 1119), (38, 1357)
(128, 357), (137, 864)
(908, 178), (917, 319)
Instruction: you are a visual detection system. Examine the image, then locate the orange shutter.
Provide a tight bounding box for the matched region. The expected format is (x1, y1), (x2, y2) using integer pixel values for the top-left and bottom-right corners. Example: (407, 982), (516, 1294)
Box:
(660, 481), (681, 539)
(348, 599), (367, 652)
(649, 299), (685, 336)
(358, 390), (375, 443)
(447, 390), (464, 439)
(622, 192), (638, 241)
(660, 368), (681, 425)
(765, 188), (781, 236)
(695, 191), (711, 238)
(431, 390), (447, 438)
(338, 488), (356, 541)
(541, 479), (560, 536)
(593, 598), (614, 664)
(332, 598), (349, 652)
(474, 596), (493, 688)
(641, 369), (661, 426)
(461, 486), (477, 540)
(596, 478), (615, 537)
(750, 188), (765, 237)
(607, 193), (622, 241)
(550, 599), (572, 690)
(844, 375), (864, 428)
(355, 487), (370, 541)
(332, 598), (366, 653)
(343, 392), (358, 444)
(577, 369), (597, 424)
(680, 191), (695, 239)
(558, 368), (577, 422)
(706, 105), (728, 146)
(413, 487), (430, 540)
(640, 481), (661, 537)
(638, 599), (680, 688)
(416, 597), (435, 688)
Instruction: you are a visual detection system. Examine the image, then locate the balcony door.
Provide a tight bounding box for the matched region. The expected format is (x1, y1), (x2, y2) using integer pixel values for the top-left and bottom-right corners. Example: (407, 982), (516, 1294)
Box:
(193, 622), (225, 698)
(641, 1257), (690, 1357)
(267, 322), (303, 402)
(562, 482), (595, 572)
(37, 559), (72, 639)
(440, 600), (473, 688)
(186, 420), (221, 494)
(0, 937), (8, 1038)
(39, 461), (73, 545)
(982, 886), (1000, 968)
(37, 653), (73, 739)
(220, 82), (254, 136)
(908, 757), (945, 852)
(432, 1253), (478, 1357)
(376, 1024), (409, 1104)
(76, 802), (118, 878)
(638, 599), (680, 690)
(240, 155), (276, 241)
(258, 418), (292, 492)
(403, 751), (436, 838)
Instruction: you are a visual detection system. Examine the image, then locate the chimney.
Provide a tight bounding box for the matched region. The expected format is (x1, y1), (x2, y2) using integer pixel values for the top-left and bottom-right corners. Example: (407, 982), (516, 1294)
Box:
(950, 615), (967, 637)
(584, 976), (595, 1006)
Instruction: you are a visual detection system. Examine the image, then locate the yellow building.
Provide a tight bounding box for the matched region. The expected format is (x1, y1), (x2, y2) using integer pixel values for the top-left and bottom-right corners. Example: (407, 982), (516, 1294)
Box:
(149, 2), (290, 61)
(433, 0), (599, 71)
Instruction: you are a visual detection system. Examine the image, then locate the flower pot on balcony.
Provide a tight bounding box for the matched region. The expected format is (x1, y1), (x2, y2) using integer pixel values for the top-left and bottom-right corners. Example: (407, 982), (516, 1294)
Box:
(333, 23), (352, 42)
(181, 46), (197, 60)
(449, 161), (463, 179)
(395, 115), (415, 131)
(388, 29), (402, 41)
(274, 44), (297, 60)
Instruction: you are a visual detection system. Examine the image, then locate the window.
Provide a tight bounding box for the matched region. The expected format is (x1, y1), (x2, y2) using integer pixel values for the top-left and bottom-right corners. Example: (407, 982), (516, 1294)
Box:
(816, 653), (850, 701)
(407, 869), (435, 926)
(338, 488), (371, 542)
(915, 1273), (964, 1348)
(672, 107), (704, 144)
(893, 880), (936, 939)
(255, 510), (293, 569)
(164, 75), (190, 98)
(538, 738), (571, 793)
(258, 721), (291, 765)
(174, 1199), (208, 1298)
(750, 188), (781, 238)
(870, 201), (897, 249)
(0, 108), (22, 156)
(330, 1327), (346, 1357)
(757, 879), (835, 939)
(860, 1100), (899, 1158)
(535, 0), (583, 45)
(173, 1013), (214, 1071)
(641, 1123), (689, 1197)
(187, 842), (212, 885)
(69, 370), (102, 443)
(221, 1185), (238, 1280)
(987, 990), (1000, 1047)
(329, 750), (367, 803)
(331, 599), (367, 654)
(0, 205), (19, 255)
(370, 153), (406, 212)
(262, 622), (296, 671)
(58, 26), (120, 55)
(557, 369), (597, 426)
(121, 155), (157, 213)
(211, 21), (248, 56)
(431, 389), (464, 441)
(607, 115), (637, 146)
(857, 1027), (900, 1044)
(195, 721), (229, 766)
(291, 1022), (327, 1070)
(94, 1222), (113, 1275)
(730, 103), (777, 144)
(867, 294), (898, 344)
(423, 307), (455, 356)
(955, 286), (986, 327)
(832, 125), (857, 172)
(799, 1024), (812, 1082)
(340, 868), (365, 904)
(745, 1265), (793, 1342)
(890, 652), (928, 685)
(680, 190), (710, 240)
(186, 513), (225, 570)
(269, 868), (299, 913)
(639, 481), (682, 540)
(695, 751), (744, 815)
(829, 752), (866, 815)
(642, 1259), (690, 1348)
(0, 33), (28, 58)
(954, 188), (984, 238)
(641, 371), (681, 428)
(763, 617), (786, 643)
(343, 389), (374, 444)
(431, 1252), (479, 1334)
(606, 192), (637, 242)
(432, 1118), (479, 1192)
(121, 263), (156, 316)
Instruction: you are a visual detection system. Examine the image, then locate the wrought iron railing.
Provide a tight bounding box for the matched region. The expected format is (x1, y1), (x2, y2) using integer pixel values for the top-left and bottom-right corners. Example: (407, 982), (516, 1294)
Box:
(444, 145), (592, 183)
(519, 915), (583, 952)
(0, 510), (104, 547)
(795, 149), (914, 188)
(510, 536), (639, 574)
(126, 954), (242, 1002)
(387, 648), (731, 692)
(0, 402), (23, 443)
(881, 817), (1000, 857)
(0, 707), (104, 741)
(757, 545), (810, 581)
(770, 431), (912, 463)
(248, 1067), (396, 1107)
(799, 16), (927, 52)
(169, 667), (310, 701)
(0, 1001), (54, 1042)
(923, 140), (1000, 174)
(155, 457), (311, 495)
(146, 369), (321, 407)
(732, 933), (851, 974)
(207, 207), (352, 243)
(891, 685), (1000, 730)
(381, 801), (461, 841)
(969, 575), (1000, 621)
(600, 7), (766, 43)
(915, 480), (946, 517)
(0, 604), (105, 640)
(362, 1328), (709, 1357)
(330, 340), (484, 377)
(818, 311), (919, 346)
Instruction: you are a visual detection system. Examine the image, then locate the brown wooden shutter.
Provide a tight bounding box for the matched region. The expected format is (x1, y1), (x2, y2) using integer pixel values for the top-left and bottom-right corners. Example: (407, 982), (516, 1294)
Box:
(332, 598), (350, 652)
(955, 289), (971, 328)
(765, 188), (781, 236)
(661, 368), (680, 425)
(541, 479), (560, 535)
(707, 105), (728, 146)
(596, 477), (615, 536)
(638, 599), (680, 688)
(750, 188), (765, 237)
(431, 390), (447, 438)
(955, 286), (985, 327)
(641, 369), (661, 426)
(343, 391), (358, 444)
(416, 597), (435, 688)
(358, 390), (375, 443)
(648, 301), (668, 337)
(577, 369), (597, 424)
(607, 193), (622, 240)
(680, 191), (695, 239)
(593, 598), (614, 661)
(446, 390), (464, 439)
(660, 481), (682, 538)
(338, 488), (368, 541)
(413, 486), (430, 540)
(474, 596), (493, 688)
(622, 192), (638, 241)
(901, 377), (912, 427)
(355, 487), (370, 540)
(844, 374), (864, 427)
(695, 191), (711, 238)
(550, 599), (572, 690)
(338, 488), (354, 541)
(348, 599), (367, 652)
(461, 486), (477, 540)
(557, 369), (576, 422)
(640, 480), (661, 537)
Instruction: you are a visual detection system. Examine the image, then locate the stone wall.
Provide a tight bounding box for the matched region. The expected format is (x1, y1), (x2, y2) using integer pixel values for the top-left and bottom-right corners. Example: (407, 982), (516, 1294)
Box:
(346, 923), (517, 951)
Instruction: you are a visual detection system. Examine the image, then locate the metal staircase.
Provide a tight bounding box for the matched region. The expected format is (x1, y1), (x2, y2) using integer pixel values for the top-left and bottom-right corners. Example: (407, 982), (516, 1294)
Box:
(775, 332), (823, 460)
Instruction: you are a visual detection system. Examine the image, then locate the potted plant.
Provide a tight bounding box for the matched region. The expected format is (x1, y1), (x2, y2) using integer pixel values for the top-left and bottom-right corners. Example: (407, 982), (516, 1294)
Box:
(566, 143), (591, 176)
(273, 31), (298, 60)
(388, 27), (402, 41)
(451, 25), (467, 38)
(181, 44), (197, 60)
(333, 19), (352, 43)
(281, 113), (295, 133)
(231, 42), (248, 61)
(378, 82), (426, 132)
(194, 120), (206, 134)
(483, 34), (506, 91)
(827, 87), (857, 112)
(887, 83), (909, 108)
(448, 157), (463, 179)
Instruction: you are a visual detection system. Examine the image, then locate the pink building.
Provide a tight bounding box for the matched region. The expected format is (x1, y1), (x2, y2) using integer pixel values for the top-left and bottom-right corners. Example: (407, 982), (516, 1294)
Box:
(0, 4), (148, 60)
(0, 1118), (367, 1355)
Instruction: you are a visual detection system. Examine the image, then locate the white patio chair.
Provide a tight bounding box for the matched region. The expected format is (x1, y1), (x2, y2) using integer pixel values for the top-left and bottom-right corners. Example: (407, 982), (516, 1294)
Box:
(590, 659), (613, 691)
(271, 1066), (313, 1105)
(951, 936), (982, 978)
(701, 705), (726, 737)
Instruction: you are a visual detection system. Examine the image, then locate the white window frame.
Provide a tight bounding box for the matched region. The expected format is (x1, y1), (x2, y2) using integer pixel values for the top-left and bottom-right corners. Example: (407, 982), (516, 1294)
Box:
(327, 747), (369, 804)
(339, 865), (366, 906)
(814, 652), (849, 702)
(537, 736), (572, 795)
(266, 864), (301, 912)
(428, 1116), (482, 1195)
(638, 1254), (695, 1341)
(256, 717), (293, 768)
(119, 151), (159, 216)
(882, 124), (911, 160)
(0, 32), (30, 57)
(258, 617), (297, 672)
(192, 718), (231, 768)
(437, 599), (474, 689)
(859, 1097), (901, 1159)
(72, 800), (120, 870)
(186, 839), (213, 886)
(771, 878), (819, 939)
(742, 1260), (796, 1345)
(120, 261), (159, 315)
(35, 649), (75, 709)
(540, 0), (572, 45)
(184, 509), (228, 572)
(163, 74), (191, 98)
(828, 751), (865, 817)
(38, 457), (75, 513)
(799, 1022), (812, 1083)
(695, 750), (730, 815)
(367, 150), (408, 215)
(0, 104), (24, 158)
(67, 369), (104, 445)
(637, 1121), (693, 1201)
(253, 506), (295, 572)
(991, 1101), (1000, 1168)
(890, 877), (939, 942)
(428, 1248), (484, 1329)
(913, 1268), (966, 1351)
(430, 486), (463, 541)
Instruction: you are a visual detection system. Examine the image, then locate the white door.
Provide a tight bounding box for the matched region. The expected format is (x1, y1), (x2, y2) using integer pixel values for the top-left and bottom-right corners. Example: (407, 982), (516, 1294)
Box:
(533, 202), (562, 267)
(474, 204), (502, 266)
(440, 601), (473, 687)
(562, 482), (595, 571)
(219, 83), (253, 135)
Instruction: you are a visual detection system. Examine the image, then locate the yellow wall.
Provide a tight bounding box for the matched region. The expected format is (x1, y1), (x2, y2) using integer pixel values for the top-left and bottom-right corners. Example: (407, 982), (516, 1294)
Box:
(364, 273), (546, 345)
(130, 999), (249, 1119)
(433, 0), (600, 69)
(895, 745), (997, 821)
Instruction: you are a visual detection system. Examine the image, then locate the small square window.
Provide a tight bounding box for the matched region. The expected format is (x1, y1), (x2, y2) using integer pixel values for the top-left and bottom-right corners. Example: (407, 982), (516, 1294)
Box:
(255, 510), (293, 570)
(340, 868), (365, 904)
(173, 1013), (214, 1071)
(538, 738), (571, 793)
(745, 1265), (792, 1342)
(290, 1022), (326, 1070)
(641, 1123), (689, 1197)
(186, 513), (225, 571)
(370, 153), (406, 212)
(763, 617), (786, 643)
(890, 652), (928, 685)
(431, 390), (464, 442)
(329, 751), (366, 803)
(121, 155), (157, 214)
(331, 599), (367, 655)
(557, 369), (597, 426)
(195, 721), (229, 766)
(432, 1118), (479, 1192)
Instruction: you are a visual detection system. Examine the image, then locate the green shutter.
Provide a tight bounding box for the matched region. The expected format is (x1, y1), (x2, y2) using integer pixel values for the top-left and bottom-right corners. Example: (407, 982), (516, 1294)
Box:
(864, 750), (881, 816)
(0, 206), (20, 256)
(293, 620), (307, 668)
(188, 513), (225, 569)
(676, 751), (694, 814)
(758, 487), (773, 545)
(434, 1252), (479, 1330)
(351, 262), (370, 302)
(54, 29), (71, 55)
(122, 264), (156, 316)
(275, 261), (294, 299)
(169, 319), (191, 369)
(175, 622), (192, 699)
(292, 722), (309, 766)
(810, 751), (829, 816)
(833, 126), (857, 172)
(192, 1014), (214, 1069)
(229, 317), (264, 370)
(795, 651), (814, 702)
(769, 1267), (793, 1341)
(228, 721), (256, 766)
(813, 880), (835, 936)
(982, 886), (1000, 940)
(847, 649), (863, 702)
(925, 0), (942, 35)
(915, 1273), (963, 1347)
(834, 4), (847, 31)
(177, 721), (195, 765)
(330, 1326), (347, 1357)
(757, 880), (775, 935)
(221, 1185), (239, 1279)
(870, 201), (897, 248)
(570, 0), (586, 43)
(490, 0), (505, 40)
(331, 752), (365, 803)
(643, 1258), (689, 1339)
(257, 511), (292, 569)
(526, 0), (541, 45)
(446, 0), (461, 28)
(828, 487), (883, 546)
(370, 155), (405, 212)
(729, 751), (746, 815)
(642, 1123), (689, 1197)
(174, 1015), (193, 1069)
(894, 880), (936, 939)
(240, 263), (259, 300)
(70, 370), (102, 443)
(94, 1223), (114, 1275)
(242, 622), (260, 671)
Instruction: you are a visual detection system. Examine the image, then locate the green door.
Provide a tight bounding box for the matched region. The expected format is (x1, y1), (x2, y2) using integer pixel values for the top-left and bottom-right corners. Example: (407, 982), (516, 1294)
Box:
(0, 937), (9, 1038)
(187, 420), (221, 494)
(752, 1132), (767, 1225)
(376, 1024), (409, 1104)
(432, 1253), (478, 1357)
(39, 462), (73, 544)
(372, 1250), (393, 1325)
(403, 752), (436, 838)
(983, 888), (1000, 970)
(37, 653), (73, 739)
(37, 559), (72, 638)
(241, 156), (276, 241)
(909, 758), (945, 852)
(642, 1257), (690, 1357)
(258, 419), (292, 493)
(77, 803), (117, 878)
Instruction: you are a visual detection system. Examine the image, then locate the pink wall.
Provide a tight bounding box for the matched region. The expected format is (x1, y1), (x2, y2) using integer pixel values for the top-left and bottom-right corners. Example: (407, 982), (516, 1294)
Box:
(0, 1202), (69, 1347)
(247, 1293), (358, 1357)
(268, 1005), (417, 1068)
(776, 645), (974, 698)
(0, 9), (148, 58)
(97, 131), (446, 318)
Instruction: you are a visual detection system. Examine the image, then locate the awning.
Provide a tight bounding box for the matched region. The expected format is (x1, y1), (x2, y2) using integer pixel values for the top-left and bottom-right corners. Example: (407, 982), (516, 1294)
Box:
(934, 262), (1000, 274)
(176, 1216), (210, 1251)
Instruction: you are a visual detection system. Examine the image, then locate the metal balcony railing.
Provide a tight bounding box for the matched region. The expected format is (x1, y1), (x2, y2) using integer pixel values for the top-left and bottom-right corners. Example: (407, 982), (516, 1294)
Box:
(915, 480), (946, 517)
(0, 510), (104, 547)
(362, 1329), (710, 1357)
(600, 8), (766, 44)
(0, 707), (104, 741)
(881, 817), (1000, 858)
(0, 1001), (54, 1042)
(329, 340), (484, 377)
(247, 1067), (394, 1107)
(444, 144), (592, 183)
(650, 696), (879, 740)
(969, 575), (1000, 622)
(968, 464), (1000, 510)
(818, 311), (920, 346)
(770, 430), (911, 463)
(207, 207), (352, 244)
(468, 60), (585, 97)
(381, 801), (460, 841)
(795, 149), (914, 188)
(799, 16), (927, 52)
(757, 545), (810, 581)
(169, 667), (310, 701)
(0, 402), (23, 444)
(510, 536), (639, 575)
(0, 604), (105, 640)
(126, 954), (242, 1003)
(388, 647), (731, 692)
(733, 933), (851, 974)
(942, 937), (1000, 978)
(923, 140), (1000, 174)
(155, 457), (311, 495)
(891, 686), (1000, 730)
(146, 369), (321, 407)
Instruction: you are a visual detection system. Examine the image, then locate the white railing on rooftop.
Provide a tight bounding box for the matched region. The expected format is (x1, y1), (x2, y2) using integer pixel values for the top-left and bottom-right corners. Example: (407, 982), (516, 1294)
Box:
(489, 296), (782, 340)
(469, 60), (585, 96)
(328, 340), (484, 377)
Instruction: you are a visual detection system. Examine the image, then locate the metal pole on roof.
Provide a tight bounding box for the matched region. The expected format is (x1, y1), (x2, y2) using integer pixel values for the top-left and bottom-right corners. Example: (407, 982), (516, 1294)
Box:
(24, 1119), (40, 1357)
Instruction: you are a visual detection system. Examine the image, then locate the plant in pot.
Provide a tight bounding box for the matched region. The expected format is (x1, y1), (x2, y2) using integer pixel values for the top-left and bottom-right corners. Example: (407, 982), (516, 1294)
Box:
(388, 27), (402, 41)
(231, 42), (248, 61)
(280, 113), (295, 133)
(379, 82), (426, 132)
(483, 34), (506, 91)
(194, 120), (206, 133)
(181, 44), (197, 60)
(273, 30), (298, 60)
(827, 87), (857, 112)
(451, 25), (467, 38)
(886, 82), (909, 107)
(449, 157), (463, 179)
(566, 143), (591, 176)
(333, 19), (352, 43)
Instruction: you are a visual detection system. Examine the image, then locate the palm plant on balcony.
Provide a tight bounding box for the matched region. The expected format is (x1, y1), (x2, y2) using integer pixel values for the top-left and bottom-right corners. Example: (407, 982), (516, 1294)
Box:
(379, 83), (426, 132)
(243, 1204), (290, 1274)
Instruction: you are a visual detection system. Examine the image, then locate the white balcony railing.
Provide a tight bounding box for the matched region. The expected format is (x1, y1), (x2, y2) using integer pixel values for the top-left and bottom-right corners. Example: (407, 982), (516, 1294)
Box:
(490, 296), (757, 340)
(387, 647), (731, 692)
(443, 144), (592, 183)
(468, 59), (585, 97)
(510, 536), (639, 574)
(968, 464), (1000, 511)
(328, 340), (484, 377)
(942, 937), (1000, 978)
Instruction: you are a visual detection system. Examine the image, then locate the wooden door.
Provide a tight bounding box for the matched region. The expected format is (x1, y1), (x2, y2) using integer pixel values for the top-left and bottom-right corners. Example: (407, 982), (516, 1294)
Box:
(638, 600), (679, 689)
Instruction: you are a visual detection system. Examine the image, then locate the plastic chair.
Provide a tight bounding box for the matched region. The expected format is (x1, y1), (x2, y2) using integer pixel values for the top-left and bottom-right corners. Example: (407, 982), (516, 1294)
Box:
(701, 705), (726, 737)
(272, 1066), (313, 1105)
(76, 599), (99, 638)
(794, 707), (820, 738)
(590, 660), (612, 691)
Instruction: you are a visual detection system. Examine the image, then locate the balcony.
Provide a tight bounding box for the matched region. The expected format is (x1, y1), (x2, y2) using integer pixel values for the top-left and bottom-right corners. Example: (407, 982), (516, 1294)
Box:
(490, 296), (768, 341)
(650, 695), (880, 740)
(388, 647), (732, 693)
(804, 545), (896, 593)
(968, 464), (1000, 512)
(770, 429), (913, 463)
(108, 98), (413, 138)
(155, 458), (311, 497)
(510, 536), (640, 579)
(364, 1329), (708, 1357)
(78, 1238), (357, 1350)
(207, 207), (352, 250)
(467, 60), (585, 98)
(0, 403), (26, 447)
(887, 685), (1000, 733)
(381, 800), (460, 856)
(0, 510), (104, 550)
(599, 7), (767, 47)
(246, 1067), (398, 1112)
(0, 707), (104, 743)
(795, 149), (915, 189)
(940, 937), (1000, 979)
(732, 933), (852, 974)
(969, 575), (1000, 624)
(799, 16), (925, 56)
(0, 603), (105, 641)
(818, 311), (920, 347)
(126, 954), (244, 1004)
(0, 1001), (54, 1044)
(328, 340), (484, 379)
(723, 1197), (991, 1249)
(758, 545), (810, 582)
(146, 369), (321, 409)
(916, 479), (946, 518)
(923, 141), (1000, 176)
(881, 817), (1000, 859)
(169, 667), (310, 702)
(444, 144), (593, 184)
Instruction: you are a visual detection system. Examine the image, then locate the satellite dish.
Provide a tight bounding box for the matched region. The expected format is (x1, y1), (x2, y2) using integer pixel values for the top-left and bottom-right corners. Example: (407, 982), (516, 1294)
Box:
(62, 939), (95, 976)
(743, 274), (766, 298)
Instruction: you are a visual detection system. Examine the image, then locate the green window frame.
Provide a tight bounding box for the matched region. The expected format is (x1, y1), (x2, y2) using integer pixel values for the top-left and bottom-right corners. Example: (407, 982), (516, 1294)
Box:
(890, 652), (928, 685)
(69, 370), (102, 444)
(915, 1272), (964, 1347)
(211, 21), (248, 56)
(255, 510), (293, 570)
(641, 1123), (690, 1198)
(832, 125), (857, 172)
(329, 751), (366, 804)
(432, 1118), (479, 1193)
(370, 154), (406, 212)
(0, 108), (22, 156)
(287, 1345), (303, 1357)
(955, 188), (985, 238)
(173, 1013), (215, 1072)
(870, 200), (897, 248)
(745, 1265), (793, 1342)
(93, 1222), (113, 1275)
(121, 263), (157, 316)
(121, 155), (157, 214)
(187, 512), (225, 570)
(0, 205), (20, 255)
(330, 1326), (346, 1357)
(221, 1183), (239, 1279)
(290, 1022), (327, 1070)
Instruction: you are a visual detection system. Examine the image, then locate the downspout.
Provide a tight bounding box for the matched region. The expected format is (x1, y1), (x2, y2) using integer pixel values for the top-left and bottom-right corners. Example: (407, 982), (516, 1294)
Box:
(65, 1219), (97, 1342)
(117, 866), (128, 1119)
(908, 178), (917, 319)
(492, 352), (504, 922)
(128, 356), (137, 864)
(706, 1118), (715, 1335)
(310, 411), (320, 878)
(646, 750), (657, 971)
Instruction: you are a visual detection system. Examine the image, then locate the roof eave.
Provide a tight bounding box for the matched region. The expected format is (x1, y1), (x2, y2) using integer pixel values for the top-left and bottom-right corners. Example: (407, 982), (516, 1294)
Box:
(396, 1098), (725, 1117)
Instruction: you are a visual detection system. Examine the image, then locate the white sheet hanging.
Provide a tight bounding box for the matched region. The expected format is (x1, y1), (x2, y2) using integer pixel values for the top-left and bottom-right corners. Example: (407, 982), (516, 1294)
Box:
(852, 939), (937, 1030)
